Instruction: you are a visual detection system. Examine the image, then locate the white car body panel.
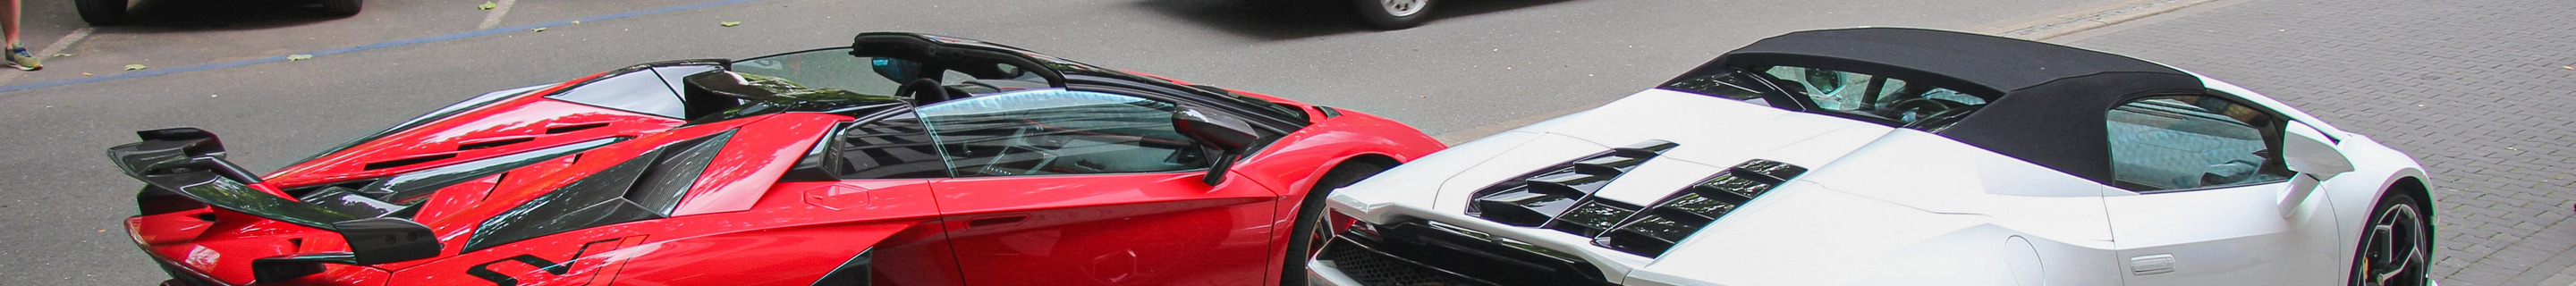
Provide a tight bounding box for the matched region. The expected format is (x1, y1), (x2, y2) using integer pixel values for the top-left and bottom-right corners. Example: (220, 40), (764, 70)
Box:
(1421, 133), (1617, 212)
(2101, 175), (2346, 285)
(1627, 187), (2022, 285)
(1325, 90), (2140, 285)
(1314, 55), (2434, 286)
(1330, 130), (1548, 214)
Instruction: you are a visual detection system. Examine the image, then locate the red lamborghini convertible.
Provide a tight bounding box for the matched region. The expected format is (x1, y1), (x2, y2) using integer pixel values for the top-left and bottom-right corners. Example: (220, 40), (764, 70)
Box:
(110, 32), (1444, 286)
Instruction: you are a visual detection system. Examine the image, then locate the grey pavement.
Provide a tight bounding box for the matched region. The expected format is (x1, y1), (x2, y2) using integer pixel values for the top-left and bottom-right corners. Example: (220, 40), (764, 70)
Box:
(2067, 0), (2576, 284)
(0, 0), (2137, 284)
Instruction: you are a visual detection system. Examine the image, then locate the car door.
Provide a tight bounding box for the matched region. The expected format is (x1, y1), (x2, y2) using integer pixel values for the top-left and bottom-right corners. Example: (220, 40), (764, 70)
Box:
(915, 89), (1284, 285)
(779, 112), (972, 286)
(2097, 95), (2344, 285)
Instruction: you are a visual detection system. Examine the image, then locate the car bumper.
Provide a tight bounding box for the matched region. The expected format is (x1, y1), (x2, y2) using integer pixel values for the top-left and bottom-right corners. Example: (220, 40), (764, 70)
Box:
(152, 259), (231, 286)
(1304, 237), (1502, 286)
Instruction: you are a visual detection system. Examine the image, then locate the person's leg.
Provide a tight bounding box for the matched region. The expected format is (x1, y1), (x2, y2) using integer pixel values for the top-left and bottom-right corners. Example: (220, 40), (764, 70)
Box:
(3, 0), (17, 45)
(3, 0), (35, 71)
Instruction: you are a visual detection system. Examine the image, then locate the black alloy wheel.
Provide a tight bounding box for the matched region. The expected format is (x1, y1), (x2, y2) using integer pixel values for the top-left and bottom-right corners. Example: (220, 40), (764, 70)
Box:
(1352, 0), (1431, 29)
(1280, 162), (1387, 286)
(2353, 191), (2430, 286)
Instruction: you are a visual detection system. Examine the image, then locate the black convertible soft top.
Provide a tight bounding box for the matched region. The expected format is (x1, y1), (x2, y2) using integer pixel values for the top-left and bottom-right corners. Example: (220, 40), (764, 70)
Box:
(1666, 27), (2214, 185)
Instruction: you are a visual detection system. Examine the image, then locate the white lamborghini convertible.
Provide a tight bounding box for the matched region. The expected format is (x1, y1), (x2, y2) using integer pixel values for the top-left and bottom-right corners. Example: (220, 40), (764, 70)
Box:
(1297, 28), (2435, 286)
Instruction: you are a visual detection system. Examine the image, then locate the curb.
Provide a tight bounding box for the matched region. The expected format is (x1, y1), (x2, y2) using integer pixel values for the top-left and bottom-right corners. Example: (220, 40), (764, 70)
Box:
(1994, 0), (2221, 41)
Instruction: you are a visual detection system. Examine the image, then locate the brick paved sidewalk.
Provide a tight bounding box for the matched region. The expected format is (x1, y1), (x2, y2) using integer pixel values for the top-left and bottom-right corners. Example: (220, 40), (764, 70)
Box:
(2068, 0), (2576, 284)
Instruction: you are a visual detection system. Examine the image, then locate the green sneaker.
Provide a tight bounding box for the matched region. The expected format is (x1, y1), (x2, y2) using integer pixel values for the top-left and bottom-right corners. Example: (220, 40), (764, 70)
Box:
(7, 45), (41, 71)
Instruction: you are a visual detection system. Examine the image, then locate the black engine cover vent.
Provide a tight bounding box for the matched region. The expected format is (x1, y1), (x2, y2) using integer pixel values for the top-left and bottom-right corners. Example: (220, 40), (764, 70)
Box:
(1467, 140), (1678, 227)
(1594, 159), (1807, 257)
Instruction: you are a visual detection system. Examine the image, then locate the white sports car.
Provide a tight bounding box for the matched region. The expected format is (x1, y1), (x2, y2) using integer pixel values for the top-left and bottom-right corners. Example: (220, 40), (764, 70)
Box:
(1298, 28), (2436, 286)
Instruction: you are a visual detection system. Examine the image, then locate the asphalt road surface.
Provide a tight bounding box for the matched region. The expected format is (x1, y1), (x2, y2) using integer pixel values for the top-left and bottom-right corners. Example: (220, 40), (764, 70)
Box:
(0, 0), (2130, 283)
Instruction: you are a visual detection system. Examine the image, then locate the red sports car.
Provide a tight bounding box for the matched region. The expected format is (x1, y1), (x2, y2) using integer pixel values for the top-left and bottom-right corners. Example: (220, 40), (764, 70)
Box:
(109, 32), (1444, 286)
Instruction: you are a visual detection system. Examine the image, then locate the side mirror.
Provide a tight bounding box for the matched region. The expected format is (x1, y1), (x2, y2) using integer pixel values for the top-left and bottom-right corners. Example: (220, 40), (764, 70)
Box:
(2281, 122), (2353, 180)
(1173, 106), (1265, 185)
(871, 57), (926, 82)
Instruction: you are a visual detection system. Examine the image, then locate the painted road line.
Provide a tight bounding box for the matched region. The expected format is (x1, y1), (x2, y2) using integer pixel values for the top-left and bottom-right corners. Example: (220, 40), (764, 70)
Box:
(1996, 0), (2223, 41)
(2040, 0), (2257, 43)
(0, 0), (766, 94)
(36, 28), (93, 64)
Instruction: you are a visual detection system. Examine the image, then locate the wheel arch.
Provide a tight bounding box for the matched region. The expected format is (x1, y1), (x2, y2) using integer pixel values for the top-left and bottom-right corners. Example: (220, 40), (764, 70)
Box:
(2334, 168), (2435, 286)
(1333, 153), (1405, 174)
(1286, 152), (1411, 197)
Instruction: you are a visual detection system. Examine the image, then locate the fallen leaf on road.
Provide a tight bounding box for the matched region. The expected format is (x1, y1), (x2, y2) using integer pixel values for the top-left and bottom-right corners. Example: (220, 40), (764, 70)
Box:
(721, 21), (742, 27)
(531, 28), (547, 32)
(80, 72), (92, 76)
(123, 64), (147, 71)
(571, 21), (580, 24)
(50, 54), (70, 57)
(479, 1), (496, 10)
(287, 55), (314, 61)
(2563, 65), (2572, 70)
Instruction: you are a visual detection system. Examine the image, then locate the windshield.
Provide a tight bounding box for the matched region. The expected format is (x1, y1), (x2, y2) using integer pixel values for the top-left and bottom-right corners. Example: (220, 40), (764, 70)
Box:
(732, 48), (1055, 98)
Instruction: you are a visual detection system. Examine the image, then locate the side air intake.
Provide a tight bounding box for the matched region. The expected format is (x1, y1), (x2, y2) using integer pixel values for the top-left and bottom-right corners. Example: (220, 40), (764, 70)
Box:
(1594, 159), (1807, 257)
(1467, 140), (1677, 227)
(463, 130), (733, 252)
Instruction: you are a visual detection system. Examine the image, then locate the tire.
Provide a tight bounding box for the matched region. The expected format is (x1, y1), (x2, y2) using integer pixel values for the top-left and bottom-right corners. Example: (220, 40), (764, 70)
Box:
(318, 0), (361, 17)
(2349, 190), (2431, 286)
(1278, 161), (1388, 286)
(74, 0), (127, 26)
(1351, 0), (1431, 29)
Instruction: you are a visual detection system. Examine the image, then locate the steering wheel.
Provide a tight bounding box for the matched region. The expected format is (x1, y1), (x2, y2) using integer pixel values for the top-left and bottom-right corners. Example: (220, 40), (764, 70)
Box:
(1879, 97), (1965, 122)
(896, 79), (953, 104)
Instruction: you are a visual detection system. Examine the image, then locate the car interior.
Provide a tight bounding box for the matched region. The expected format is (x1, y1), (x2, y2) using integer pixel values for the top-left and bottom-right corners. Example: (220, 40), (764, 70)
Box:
(913, 90), (1208, 177)
(1751, 65), (1992, 131)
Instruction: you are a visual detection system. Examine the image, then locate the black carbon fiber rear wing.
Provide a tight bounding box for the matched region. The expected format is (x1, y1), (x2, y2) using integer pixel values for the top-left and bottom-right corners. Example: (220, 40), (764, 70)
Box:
(107, 127), (361, 229)
(107, 127), (444, 282)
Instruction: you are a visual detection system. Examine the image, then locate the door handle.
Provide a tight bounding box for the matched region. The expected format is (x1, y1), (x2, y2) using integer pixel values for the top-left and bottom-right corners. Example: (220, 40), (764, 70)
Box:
(966, 214), (1030, 227)
(2131, 254), (2176, 275)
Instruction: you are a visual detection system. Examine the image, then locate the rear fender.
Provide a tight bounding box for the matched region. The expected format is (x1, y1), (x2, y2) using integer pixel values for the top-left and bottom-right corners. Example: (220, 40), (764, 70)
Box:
(1233, 109), (1445, 197)
(1227, 108), (1445, 284)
